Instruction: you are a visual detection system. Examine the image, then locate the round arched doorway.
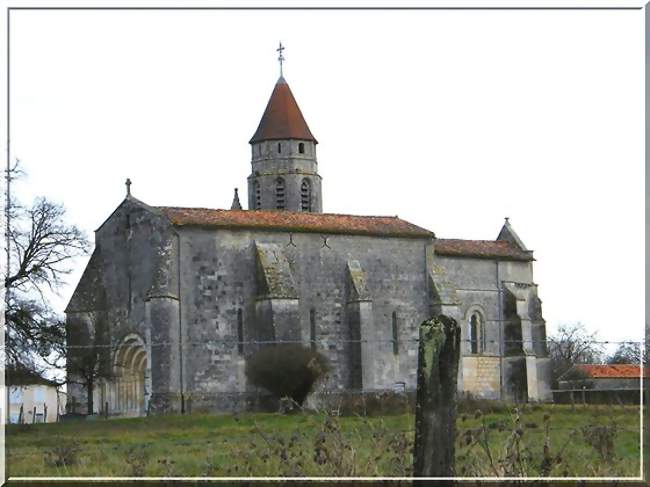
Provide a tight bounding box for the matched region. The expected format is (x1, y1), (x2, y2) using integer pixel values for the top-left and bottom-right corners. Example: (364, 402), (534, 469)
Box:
(113, 334), (148, 416)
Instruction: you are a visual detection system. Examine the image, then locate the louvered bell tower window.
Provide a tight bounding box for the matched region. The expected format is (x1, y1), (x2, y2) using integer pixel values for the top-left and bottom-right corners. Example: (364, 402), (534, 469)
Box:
(254, 181), (261, 209)
(301, 179), (311, 212)
(275, 178), (286, 210)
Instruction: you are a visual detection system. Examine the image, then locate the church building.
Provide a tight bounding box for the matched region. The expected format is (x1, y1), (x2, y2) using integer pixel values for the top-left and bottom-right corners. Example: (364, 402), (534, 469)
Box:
(66, 61), (552, 416)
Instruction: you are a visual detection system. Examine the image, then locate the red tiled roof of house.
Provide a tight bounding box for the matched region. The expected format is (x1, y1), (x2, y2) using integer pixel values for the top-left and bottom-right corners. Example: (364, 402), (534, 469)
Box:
(434, 238), (534, 262)
(249, 77), (317, 144)
(159, 207), (435, 238)
(574, 364), (648, 379)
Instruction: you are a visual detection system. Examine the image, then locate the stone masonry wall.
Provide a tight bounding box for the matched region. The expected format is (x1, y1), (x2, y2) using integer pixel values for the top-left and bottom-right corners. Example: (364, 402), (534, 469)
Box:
(248, 139), (322, 212)
(66, 198), (181, 414)
(433, 254), (547, 400)
(178, 228), (433, 408)
(68, 200), (552, 413)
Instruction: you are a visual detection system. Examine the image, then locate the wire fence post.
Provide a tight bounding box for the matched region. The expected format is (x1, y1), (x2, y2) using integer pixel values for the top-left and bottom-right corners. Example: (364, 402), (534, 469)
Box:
(413, 314), (461, 478)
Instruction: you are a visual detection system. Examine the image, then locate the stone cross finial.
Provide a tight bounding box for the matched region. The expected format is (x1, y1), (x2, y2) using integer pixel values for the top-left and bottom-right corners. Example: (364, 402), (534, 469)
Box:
(277, 42), (285, 77)
(125, 178), (132, 197)
(504, 217), (510, 224)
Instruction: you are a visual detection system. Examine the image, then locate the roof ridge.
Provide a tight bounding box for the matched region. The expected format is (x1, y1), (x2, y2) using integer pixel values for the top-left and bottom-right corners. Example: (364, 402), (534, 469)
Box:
(158, 206), (410, 220)
(437, 237), (507, 242)
(434, 238), (534, 262)
(578, 364), (640, 367)
(158, 206), (435, 238)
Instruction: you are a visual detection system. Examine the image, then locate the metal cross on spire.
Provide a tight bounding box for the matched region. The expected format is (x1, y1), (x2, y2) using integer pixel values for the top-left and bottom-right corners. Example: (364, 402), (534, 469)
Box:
(277, 41), (285, 77)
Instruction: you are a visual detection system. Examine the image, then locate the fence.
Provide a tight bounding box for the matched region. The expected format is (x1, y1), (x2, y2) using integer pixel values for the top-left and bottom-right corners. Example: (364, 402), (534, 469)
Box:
(44, 335), (646, 418)
(8, 403), (49, 424)
(4, 325), (647, 478)
(552, 388), (645, 405)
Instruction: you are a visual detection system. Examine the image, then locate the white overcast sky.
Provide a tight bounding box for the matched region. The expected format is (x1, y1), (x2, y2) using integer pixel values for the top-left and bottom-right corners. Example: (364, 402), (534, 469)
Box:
(5, 3), (645, 345)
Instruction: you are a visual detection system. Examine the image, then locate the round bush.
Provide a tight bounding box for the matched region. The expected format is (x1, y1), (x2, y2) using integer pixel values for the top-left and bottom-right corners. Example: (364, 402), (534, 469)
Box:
(245, 344), (329, 406)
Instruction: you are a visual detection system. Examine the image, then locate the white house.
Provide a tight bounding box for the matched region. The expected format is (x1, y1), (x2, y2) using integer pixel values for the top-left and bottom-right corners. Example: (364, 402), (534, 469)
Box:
(6, 367), (65, 424)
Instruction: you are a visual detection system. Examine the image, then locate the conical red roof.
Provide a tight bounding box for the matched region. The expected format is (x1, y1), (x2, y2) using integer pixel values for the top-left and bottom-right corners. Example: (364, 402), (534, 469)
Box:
(249, 77), (317, 144)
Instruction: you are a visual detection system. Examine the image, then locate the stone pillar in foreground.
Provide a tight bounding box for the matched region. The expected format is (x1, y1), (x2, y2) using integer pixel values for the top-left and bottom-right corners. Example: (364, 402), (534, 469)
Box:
(413, 314), (461, 478)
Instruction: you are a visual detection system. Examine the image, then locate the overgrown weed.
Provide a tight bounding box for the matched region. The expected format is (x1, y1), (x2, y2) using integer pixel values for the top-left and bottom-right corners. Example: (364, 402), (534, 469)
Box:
(44, 437), (81, 468)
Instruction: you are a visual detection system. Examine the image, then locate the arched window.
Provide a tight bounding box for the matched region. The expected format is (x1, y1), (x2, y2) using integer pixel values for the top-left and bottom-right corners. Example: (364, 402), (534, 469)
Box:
(237, 309), (244, 355)
(300, 179), (312, 212)
(310, 308), (316, 351)
(469, 311), (485, 354)
(392, 311), (399, 355)
(277, 142), (282, 154)
(298, 142), (305, 154)
(254, 181), (261, 210)
(275, 178), (285, 210)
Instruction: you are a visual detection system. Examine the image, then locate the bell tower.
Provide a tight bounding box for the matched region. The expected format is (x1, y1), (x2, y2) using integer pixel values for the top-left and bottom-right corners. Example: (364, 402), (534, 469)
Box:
(247, 53), (322, 212)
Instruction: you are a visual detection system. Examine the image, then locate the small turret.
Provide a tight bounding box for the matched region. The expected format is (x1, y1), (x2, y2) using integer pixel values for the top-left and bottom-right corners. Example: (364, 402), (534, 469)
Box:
(230, 188), (242, 210)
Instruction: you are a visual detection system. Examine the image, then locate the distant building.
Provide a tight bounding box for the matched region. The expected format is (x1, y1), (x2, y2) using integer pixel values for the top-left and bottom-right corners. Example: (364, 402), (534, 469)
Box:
(556, 364), (646, 404)
(6, 367), (65, 424)
(66, 67), (552, 416)
(559, 364), (646, 391)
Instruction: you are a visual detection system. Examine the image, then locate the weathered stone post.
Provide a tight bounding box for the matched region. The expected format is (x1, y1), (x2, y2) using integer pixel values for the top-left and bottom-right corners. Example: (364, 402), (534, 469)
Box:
(413, 314), (461, 478)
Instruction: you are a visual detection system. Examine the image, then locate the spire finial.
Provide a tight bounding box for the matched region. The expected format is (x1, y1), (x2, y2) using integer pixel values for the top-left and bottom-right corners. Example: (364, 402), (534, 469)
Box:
(125, 178), (132, 197)
(277, 41), (285, 77)
(505, 217), (510, 224)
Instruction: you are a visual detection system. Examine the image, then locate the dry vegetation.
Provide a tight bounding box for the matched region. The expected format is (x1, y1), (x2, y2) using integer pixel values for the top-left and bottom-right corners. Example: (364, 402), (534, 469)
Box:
(6, 401), (641, 479)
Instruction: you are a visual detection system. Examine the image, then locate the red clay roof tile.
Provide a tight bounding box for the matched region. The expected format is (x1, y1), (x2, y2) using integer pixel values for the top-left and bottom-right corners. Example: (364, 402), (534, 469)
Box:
(159, 207), (435, 238)
(249, 77), (317, 144)
(435, 238), (534, 262)
(574, 364), (647, 379)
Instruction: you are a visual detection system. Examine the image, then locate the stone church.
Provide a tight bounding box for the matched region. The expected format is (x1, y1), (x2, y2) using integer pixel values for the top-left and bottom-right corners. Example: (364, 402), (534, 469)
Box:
(66, 72), (552, 416)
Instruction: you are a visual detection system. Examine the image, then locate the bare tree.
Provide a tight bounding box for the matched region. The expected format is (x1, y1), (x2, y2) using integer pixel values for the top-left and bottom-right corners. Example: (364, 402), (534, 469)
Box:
(559, 366), (593, 390)
(64, 311), (113, 415)
(607, 342), (646, 365)
(548, 323), (604, 388)
(6, 197), (89, 292)
(4, 161), (90, 376)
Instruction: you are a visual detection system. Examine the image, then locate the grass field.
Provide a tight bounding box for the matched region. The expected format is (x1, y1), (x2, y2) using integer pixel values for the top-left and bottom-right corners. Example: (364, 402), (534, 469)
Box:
(6, 403), (642, 478)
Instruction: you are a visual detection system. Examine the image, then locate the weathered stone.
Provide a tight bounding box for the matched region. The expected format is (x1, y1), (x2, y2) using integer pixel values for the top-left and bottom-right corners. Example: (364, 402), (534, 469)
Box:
(413, 315), (461, 477)
(64, 75), (552, 416)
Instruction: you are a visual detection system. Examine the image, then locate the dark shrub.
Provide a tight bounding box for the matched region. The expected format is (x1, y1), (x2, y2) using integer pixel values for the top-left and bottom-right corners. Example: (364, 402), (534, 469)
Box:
(245, 344), (329, 406)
